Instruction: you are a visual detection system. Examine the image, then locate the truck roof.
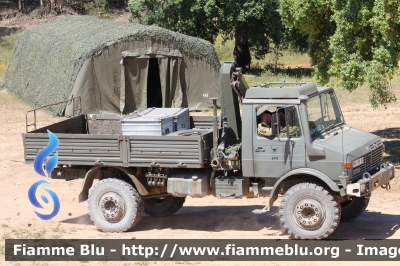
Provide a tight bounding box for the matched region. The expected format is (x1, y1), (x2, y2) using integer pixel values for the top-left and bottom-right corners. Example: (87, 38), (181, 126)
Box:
(245, 82), (332, 99)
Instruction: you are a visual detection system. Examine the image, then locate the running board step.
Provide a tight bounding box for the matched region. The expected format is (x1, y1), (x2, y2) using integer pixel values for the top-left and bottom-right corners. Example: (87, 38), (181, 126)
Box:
(262, 186), (274, 191)
(252, 206), (269, 214)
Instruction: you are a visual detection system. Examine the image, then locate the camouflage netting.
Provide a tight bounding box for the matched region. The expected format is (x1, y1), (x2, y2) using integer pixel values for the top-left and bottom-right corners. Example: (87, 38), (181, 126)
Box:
(1, 16), (221, 116)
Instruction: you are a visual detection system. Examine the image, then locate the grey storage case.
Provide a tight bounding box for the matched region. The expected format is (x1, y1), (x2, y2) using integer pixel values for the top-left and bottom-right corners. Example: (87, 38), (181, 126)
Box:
(121, 108), (190, 136)
(121, 116), (174, 136)
(173, 108), (190, 131)
(139, 108), (190, 131)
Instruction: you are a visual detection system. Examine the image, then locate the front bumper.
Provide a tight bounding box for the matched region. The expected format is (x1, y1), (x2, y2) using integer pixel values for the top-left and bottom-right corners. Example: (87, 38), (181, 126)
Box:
(346, 163), (395, 197)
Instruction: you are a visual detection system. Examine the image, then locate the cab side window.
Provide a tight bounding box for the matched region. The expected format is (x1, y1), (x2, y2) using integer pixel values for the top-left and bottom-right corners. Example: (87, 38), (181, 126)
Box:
(256, 105), (277, 137)
(278, 107), (302, 138)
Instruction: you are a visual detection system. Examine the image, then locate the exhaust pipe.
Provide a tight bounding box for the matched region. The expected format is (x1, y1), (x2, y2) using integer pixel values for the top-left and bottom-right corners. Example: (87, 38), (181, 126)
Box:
(211, 98), (221, 170)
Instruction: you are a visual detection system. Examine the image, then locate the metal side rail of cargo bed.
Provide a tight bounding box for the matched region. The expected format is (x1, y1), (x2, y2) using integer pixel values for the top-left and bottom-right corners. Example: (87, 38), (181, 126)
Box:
(25, 96), (82, 132)
(23, 130), (213, 169)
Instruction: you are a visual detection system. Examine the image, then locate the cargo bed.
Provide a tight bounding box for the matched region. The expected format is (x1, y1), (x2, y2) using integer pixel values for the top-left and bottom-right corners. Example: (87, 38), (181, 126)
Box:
(23, 114), (215, 169)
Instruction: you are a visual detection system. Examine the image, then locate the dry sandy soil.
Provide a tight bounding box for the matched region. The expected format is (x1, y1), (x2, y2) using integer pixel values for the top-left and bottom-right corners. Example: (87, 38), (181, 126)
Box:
(0, 89), (399, 266)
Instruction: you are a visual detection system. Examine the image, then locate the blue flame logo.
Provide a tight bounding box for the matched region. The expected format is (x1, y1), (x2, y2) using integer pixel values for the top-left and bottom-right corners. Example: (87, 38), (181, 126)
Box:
(29, 130), (60, 220)
(28, 180), (60, 220)
(33, 130), (59, 177)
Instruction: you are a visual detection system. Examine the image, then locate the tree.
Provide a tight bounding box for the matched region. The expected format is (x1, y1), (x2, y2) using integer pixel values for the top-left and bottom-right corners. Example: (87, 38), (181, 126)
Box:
(280, 0), (400, 107)
(128, 0), (288, 72)
(84, 0), (109, 15)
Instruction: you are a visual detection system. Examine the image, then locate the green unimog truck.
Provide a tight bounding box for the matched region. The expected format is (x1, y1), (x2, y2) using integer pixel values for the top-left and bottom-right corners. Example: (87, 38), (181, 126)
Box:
(22, 62), (395, 239)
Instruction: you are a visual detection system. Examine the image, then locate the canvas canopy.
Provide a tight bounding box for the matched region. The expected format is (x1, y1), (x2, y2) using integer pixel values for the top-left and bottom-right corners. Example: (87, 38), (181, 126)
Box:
(1, 16), (221, 116)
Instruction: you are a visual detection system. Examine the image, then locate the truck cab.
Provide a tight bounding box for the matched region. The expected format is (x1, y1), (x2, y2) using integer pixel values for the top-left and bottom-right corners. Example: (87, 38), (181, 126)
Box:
(210, 62), (395, 239)
(236, 77), (392, 199)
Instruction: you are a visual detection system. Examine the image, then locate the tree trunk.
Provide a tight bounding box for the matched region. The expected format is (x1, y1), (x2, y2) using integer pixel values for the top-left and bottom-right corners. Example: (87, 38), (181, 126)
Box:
(18, 0), (24, 11)
(233, 28), (251, 74)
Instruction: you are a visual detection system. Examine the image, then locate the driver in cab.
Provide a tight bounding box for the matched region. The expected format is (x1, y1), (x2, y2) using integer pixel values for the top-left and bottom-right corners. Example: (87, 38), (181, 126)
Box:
(257, 106), (274, 137)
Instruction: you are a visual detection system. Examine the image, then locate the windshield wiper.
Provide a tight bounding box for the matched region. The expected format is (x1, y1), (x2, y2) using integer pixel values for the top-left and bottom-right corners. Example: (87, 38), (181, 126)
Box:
(320, 122), (344, 135)
(321, 124), (336, 133)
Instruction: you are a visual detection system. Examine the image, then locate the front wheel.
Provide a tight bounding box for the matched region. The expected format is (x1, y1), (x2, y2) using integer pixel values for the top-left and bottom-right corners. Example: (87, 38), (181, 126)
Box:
(144, 196), (185, 217)
(88, 178), (144, 232)
(340, 196), (369, 222)
(279, 182), (341, 239)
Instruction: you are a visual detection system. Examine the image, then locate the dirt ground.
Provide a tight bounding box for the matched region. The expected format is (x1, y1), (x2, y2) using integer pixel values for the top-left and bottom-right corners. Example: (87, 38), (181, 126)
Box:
(0, 89), (399, 266)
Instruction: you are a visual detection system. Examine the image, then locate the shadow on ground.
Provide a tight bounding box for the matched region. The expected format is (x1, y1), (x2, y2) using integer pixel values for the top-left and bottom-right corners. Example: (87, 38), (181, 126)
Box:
(61, 205), (281, 234)
(372, 127), (400, 139)
(61, 205), (400, 239)
(332, 210), (400, 239)
(371, 127), (400, 165)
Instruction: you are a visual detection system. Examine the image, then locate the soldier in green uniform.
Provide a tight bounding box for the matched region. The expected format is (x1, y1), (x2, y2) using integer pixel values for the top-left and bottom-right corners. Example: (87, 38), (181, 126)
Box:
(277, 108), (301, 137)
(280, 124), (301, 137)
(257, 106), (274, 137)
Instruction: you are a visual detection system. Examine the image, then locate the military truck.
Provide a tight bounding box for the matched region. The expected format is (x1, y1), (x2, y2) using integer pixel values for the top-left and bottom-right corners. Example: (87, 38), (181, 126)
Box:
(22, 62), (395, 239)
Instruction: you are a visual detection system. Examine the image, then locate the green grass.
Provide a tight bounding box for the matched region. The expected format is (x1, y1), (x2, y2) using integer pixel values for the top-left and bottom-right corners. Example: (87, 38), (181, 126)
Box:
(332, 70), (400, 107)
(214, 35), (315, 94)
(0, 0), (17, 16)
(214, 35), (311, 67)
(0, 31), (20, 84)
(0, 90), (22, 104)
(214, 35), (234, 63)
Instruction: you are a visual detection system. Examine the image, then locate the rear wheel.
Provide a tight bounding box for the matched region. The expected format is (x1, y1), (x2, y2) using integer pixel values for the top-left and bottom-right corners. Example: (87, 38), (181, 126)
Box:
(88, 178), (144, 232)
(144, 196), (185, 217)
(279, 182), (341, 239)
(340, 196), (369, 222)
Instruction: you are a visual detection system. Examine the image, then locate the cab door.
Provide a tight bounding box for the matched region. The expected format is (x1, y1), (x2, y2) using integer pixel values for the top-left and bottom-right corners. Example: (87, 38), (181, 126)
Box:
(279, 106), (306, 173)
(252, 105), (305, 178)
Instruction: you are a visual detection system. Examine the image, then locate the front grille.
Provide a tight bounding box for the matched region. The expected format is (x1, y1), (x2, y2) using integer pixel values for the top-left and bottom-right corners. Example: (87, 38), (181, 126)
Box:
(352, 146), (383, 180)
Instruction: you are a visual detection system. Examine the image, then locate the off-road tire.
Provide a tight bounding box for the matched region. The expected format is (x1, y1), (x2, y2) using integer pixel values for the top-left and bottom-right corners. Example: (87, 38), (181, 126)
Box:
(279, 182), (341, 239)
(144, 196), (185, 217)
(88, 178), (144, 232)
(340, 196), (369, 222)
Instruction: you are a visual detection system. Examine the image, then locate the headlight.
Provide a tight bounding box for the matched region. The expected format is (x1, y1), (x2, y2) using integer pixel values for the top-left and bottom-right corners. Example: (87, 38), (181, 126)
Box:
(352, 157), (364, 168)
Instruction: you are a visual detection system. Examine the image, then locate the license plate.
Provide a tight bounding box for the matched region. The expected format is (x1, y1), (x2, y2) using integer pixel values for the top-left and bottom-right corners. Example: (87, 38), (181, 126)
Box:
(353, 157), (364, 168)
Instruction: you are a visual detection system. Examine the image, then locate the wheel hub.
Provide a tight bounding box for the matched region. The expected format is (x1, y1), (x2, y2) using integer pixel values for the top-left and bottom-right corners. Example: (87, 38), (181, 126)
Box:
(293, 198), (325, 230)
(99, 192), (126, 223)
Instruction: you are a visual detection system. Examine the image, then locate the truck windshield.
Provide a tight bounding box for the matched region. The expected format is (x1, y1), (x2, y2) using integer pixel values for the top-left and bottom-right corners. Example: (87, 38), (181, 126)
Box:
(307, 90), (343, 136)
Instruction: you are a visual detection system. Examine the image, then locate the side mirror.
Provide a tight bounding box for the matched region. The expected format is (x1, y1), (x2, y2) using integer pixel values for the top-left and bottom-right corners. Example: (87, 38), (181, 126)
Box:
(271, 112), (280, 136)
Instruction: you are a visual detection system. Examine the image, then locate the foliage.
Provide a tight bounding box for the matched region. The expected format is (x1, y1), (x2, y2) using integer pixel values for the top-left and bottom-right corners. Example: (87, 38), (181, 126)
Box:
(0, 31), (20, 84)
(84, 0), (109, 15)
(0, 0), (126, 15)
(280, 0), (400, 107)
(128, 0), (307, 63)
